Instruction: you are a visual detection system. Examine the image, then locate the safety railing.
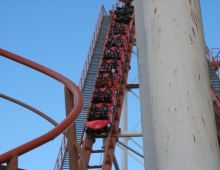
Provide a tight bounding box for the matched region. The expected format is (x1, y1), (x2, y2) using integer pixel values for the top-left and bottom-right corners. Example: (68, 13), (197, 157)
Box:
(54, 5), (107, 170)
(206, 46), (220, 77)
(78, 5), (107, 91)
(54, 137), (68, 170)
(206, 46), (220, 99)
(211, 48), (220, 60)
(206, 46), (220, 139)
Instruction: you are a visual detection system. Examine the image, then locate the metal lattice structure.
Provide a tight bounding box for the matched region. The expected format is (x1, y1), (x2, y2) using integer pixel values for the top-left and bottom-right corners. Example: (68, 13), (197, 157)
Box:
(2, 0), (220, 169)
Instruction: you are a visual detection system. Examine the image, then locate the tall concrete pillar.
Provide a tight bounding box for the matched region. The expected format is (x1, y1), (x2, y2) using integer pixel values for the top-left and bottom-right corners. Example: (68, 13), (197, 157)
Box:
(134, 0), (220, 169)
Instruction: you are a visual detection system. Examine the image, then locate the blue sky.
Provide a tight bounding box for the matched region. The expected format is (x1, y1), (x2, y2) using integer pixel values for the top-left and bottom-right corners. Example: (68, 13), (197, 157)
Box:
(0, 1), (220, 170)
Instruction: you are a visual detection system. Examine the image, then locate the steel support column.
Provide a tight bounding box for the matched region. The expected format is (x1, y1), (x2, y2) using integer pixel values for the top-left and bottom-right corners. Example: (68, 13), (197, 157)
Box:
(121, 90), (128, 170)
(135, 0), (220, 169)
(7, 155), (18, 170)
(65, 87), (79, 170)
(118, 132), (142, 137)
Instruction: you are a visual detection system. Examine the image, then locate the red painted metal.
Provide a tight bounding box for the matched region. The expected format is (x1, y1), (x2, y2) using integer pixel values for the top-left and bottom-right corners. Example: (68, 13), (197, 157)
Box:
(7, 155), (18, 170)
(0, 48), (84, 165)
(206, 46), (220, 75)
(210, 85), (220, 108)
(126, 84), (139, 89)
(86, 120), (109, 130)
(206, 46), (220, 140)
(78, 1), (136, 169)
(101, 7), (136, 169)
(211, 87), (220, 141)
(54, 5), (107, 170)
(0, 93), (59, 127)
(65, 87), (78, 170)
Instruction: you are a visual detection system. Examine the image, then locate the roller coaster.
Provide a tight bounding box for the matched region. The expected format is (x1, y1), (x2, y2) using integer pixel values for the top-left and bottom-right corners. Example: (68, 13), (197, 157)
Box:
(1, 0), (220, 169)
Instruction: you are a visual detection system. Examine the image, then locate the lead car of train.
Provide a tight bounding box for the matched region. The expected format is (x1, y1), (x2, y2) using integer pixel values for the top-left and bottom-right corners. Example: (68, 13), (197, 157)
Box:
(85, 4), (134, 136)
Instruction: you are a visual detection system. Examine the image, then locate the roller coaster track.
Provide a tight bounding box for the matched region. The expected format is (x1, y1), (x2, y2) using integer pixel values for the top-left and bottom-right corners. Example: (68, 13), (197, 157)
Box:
(54, 5), (109, 170)
(0, 48), (84, 169)
(79, 5), (135, 169)
(2, 1), (220, 170)
(54, 1), (220, 169)
(206, 47), (220, 142)
(55, 1), (136, 169)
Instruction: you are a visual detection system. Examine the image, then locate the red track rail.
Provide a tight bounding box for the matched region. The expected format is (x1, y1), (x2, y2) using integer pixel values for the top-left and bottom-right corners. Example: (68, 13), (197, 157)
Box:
(0, 93), (59, 127)
(0, 48), (84, 166)
(79, 1), (136, 169)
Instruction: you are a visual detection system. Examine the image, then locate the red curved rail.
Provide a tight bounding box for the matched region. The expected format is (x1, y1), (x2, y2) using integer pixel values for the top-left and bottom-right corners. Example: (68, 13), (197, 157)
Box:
(0, 48), (84, 164)
(0, 93), (59, 127)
